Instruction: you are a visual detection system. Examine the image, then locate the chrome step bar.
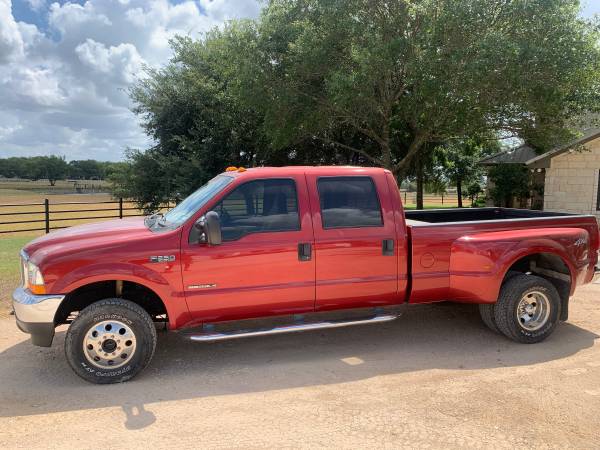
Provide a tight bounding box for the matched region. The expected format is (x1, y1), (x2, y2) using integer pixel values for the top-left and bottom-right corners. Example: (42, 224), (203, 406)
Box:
(189, 314), (399, 342)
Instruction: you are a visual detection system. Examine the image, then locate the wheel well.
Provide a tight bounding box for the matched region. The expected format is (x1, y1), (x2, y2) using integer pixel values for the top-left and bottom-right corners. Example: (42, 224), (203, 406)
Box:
(55, 280), (168, 325)
(504, 252), (571, 320)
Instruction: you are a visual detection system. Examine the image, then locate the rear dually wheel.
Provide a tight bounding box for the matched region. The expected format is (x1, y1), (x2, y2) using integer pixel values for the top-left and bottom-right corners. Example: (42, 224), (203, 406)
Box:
(494, 274), (561, 344)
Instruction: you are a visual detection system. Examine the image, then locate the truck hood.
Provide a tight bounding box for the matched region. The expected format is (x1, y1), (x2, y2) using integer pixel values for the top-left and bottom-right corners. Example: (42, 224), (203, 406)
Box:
(23, 217), (153, 263)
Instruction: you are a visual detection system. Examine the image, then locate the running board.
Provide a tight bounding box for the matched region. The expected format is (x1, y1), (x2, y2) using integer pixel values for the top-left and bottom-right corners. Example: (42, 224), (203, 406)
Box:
(189, 314), (399, 342)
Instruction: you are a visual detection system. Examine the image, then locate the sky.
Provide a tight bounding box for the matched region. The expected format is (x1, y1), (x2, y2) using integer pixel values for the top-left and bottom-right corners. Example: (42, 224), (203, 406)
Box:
(0, 0), (598, 162)
(0, 0), (261, 162)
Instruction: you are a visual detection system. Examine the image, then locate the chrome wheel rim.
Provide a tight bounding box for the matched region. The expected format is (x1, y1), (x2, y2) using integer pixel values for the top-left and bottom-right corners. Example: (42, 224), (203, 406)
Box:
(516, 291), (551, 331)
(83, 320), (137, 369)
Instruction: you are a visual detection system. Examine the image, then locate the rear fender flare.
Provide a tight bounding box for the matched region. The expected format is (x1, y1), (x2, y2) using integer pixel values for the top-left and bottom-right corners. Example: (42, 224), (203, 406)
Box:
(449, 228), (585, 302)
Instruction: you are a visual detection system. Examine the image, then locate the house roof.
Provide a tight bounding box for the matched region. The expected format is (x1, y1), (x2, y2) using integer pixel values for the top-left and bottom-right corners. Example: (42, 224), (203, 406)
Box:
(479, 127), (600, 168)
(479, 144), (538, 166)
(525, 127), (600, 168)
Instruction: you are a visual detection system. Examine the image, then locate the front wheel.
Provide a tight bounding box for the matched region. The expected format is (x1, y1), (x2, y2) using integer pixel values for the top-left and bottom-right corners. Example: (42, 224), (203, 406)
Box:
(65, 298), (157, 384)
(494, 274), (561, 344)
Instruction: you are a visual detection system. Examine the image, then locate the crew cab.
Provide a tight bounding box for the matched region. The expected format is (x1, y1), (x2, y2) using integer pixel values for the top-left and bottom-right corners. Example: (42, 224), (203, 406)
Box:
(12, 166), (600, 383)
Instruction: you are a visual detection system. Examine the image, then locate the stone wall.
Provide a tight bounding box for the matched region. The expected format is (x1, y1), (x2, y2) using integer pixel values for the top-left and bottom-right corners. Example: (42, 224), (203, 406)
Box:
(543, 136), (600, 220)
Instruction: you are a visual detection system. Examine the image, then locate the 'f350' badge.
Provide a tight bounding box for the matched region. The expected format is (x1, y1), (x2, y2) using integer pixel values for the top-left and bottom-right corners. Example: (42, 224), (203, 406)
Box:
(149, 255), (175, 263)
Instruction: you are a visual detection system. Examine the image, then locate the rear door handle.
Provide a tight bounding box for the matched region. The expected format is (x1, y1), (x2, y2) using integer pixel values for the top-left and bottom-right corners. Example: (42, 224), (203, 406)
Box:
(298, 243), (312, 261)
(382, 239), (394, 256)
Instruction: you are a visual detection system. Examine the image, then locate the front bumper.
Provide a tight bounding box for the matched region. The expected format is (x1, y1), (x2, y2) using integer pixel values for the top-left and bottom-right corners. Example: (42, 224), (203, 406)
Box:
(12, 287), (64, 347)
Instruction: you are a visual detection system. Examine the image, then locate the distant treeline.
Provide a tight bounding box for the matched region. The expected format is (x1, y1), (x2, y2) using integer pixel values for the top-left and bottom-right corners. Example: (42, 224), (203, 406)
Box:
(0, 156), (125, 185)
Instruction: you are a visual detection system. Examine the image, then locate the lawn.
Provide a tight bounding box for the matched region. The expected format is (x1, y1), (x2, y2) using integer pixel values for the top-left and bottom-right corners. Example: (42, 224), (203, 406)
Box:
(0, 189), (147, 235)
(0, 234), (38, 317)
(0, 178), (108, 195)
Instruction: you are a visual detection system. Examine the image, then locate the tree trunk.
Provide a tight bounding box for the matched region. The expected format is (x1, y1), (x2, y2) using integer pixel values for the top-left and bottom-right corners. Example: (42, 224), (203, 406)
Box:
(456, 177), (463, 208)
(416, 155), (424, 210)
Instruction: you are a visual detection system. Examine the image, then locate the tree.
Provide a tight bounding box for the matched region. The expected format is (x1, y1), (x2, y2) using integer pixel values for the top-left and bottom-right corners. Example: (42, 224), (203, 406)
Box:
(38, 156), (68, 186)
(434, 137), (497, 207)
(120, 35), (274, 210)
(465, 181), (484, 207)
(228, 0), (600, 178)
(68, 160), (104, 179)
(488, 164), (530, 207)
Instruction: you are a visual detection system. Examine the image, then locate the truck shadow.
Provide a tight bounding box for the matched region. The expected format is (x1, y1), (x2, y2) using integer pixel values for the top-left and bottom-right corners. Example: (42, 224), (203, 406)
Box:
(0, 302), (598, 420)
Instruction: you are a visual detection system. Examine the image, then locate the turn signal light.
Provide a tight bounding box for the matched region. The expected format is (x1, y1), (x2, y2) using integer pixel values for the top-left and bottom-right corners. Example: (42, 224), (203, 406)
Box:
(29, 284), (46, 295)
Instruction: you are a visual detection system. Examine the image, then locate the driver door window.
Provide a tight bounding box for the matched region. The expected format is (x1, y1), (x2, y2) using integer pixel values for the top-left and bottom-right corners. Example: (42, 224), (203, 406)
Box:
(213, 179), (300, 241)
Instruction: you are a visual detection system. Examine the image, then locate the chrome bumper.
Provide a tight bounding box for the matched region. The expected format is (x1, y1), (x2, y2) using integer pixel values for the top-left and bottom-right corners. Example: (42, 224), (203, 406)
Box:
(12, 287), (64, 347)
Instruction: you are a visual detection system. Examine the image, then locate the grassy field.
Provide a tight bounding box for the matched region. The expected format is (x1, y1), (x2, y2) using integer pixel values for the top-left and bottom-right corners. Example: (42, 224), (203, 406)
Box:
(0, 234), (35, 316)
(0, 188), (140, 314)
(0, 178), (108, 195)
(0, 189), (147, 235)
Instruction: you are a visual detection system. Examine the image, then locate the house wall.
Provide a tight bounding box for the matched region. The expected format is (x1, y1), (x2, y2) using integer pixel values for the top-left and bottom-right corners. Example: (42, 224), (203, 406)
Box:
(544, 136), (600, 220)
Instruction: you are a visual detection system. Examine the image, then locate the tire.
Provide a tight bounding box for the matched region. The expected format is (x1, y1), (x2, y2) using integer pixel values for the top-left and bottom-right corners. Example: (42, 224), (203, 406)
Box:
(494, 274), (561, 344)
(478, 271), (521, 334)
(478, 303), (499, 333)
(65, 298), (157, 384)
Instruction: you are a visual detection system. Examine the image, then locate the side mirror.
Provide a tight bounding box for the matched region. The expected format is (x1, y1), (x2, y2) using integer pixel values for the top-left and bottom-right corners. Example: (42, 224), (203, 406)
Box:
(194, 211), (222, 245)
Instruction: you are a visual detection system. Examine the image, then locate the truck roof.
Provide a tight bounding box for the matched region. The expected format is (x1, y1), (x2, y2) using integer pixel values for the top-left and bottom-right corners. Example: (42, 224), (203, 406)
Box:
(223, 165), (391, 178)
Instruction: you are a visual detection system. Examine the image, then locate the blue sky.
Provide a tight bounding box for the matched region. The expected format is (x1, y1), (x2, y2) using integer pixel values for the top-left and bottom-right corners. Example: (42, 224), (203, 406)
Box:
(582, 1), (600, 17)
(0, 0), (598, 162)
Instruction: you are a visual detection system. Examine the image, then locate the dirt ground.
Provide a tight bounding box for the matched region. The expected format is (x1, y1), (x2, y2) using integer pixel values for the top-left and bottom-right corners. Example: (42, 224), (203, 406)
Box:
(1, 284), (599, 449)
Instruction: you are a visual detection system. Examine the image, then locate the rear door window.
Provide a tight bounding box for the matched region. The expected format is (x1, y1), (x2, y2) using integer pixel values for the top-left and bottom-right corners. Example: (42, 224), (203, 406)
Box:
(317, 177), (383, 229)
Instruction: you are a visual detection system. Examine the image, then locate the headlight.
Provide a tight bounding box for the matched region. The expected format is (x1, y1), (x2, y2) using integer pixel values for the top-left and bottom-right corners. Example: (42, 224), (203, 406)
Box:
(22, 255), (46, 295)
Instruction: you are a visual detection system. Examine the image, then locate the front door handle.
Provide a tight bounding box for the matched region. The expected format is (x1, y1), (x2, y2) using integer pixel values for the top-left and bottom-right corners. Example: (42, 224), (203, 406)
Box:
(382, 239), (394, 256)
(298, 243), (312, 261)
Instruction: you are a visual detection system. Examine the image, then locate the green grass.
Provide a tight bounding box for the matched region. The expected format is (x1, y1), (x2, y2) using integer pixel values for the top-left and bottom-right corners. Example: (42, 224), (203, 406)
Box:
(0, 235), (35, 316)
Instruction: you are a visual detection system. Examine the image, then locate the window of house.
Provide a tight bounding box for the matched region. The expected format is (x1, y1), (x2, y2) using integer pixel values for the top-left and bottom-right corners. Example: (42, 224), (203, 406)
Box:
(213, 179), (300, 241)
(317, 176), (383, 229)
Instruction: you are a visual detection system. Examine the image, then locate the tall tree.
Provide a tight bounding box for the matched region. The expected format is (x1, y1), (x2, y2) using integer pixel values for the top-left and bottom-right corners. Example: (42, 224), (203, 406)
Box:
(40, 156), (68, 186)
(434, 137), (497, 207)
(228, 0), (600, 176)
(124, 35), (270, 209)
(488, 164), (531, 207)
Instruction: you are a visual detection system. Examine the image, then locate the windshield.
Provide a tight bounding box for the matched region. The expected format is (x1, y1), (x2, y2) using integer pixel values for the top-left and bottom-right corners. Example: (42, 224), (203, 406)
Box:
(159, 175), (233, 228)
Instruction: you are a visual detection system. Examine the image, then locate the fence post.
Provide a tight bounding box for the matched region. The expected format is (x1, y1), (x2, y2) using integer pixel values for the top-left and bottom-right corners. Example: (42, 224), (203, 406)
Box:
(442, 194), (444, 205)
(404, 192), (407, 203)
(44, 199), (50, 233)
(119, 198), (123, 219)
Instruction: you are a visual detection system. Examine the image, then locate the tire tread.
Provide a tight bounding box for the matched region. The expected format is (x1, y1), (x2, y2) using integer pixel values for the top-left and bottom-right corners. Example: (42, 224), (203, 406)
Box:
(65, 298), (157, 384)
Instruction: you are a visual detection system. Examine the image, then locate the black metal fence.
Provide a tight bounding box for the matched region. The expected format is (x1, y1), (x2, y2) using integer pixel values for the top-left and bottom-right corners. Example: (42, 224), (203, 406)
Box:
(0, 199), (168, 235)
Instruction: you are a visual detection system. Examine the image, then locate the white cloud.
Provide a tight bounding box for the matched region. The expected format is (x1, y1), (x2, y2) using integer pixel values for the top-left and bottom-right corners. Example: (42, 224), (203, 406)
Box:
(0, 0), (24, 63)
(25, 0), (46, 12)
(0, 0), (262, 161)
(75, 39), (143, 84)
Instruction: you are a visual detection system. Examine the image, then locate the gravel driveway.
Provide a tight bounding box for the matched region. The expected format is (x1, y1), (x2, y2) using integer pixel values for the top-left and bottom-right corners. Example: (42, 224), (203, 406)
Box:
(1, 283), (599, 449)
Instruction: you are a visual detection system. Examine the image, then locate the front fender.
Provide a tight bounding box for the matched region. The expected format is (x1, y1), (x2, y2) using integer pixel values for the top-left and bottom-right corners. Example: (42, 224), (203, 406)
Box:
(54, 262), (190, 329)
(449, 228), (588, 303)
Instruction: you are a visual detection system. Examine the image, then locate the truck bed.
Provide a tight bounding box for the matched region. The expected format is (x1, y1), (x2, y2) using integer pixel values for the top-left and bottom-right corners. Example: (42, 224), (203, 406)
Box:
(403, 207), (599, 304)
(405, 207), (576, 224)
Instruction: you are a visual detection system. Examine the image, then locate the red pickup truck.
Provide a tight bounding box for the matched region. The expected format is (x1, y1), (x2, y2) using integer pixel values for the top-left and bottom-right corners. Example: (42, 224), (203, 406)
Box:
(12, 166), (600, 383)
